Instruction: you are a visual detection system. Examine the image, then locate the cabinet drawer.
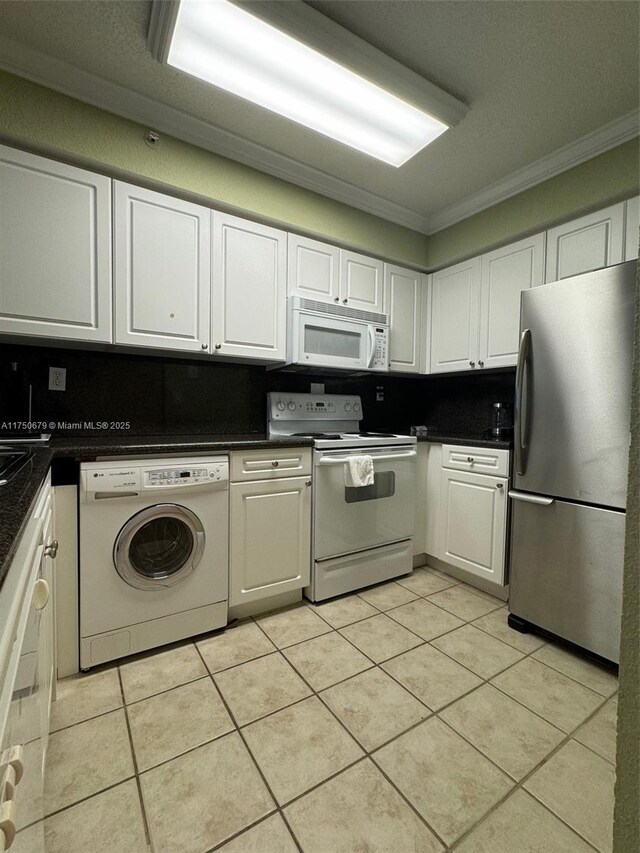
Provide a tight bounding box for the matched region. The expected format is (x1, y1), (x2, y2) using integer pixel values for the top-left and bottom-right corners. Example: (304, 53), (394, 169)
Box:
(230, 448), (312, 481)
(442, 444), (509, 477)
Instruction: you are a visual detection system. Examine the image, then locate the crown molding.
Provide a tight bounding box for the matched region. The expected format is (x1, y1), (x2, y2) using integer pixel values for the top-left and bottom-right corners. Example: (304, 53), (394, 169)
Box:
(428, 110), (640, 233)
(0, 35), (637, 238)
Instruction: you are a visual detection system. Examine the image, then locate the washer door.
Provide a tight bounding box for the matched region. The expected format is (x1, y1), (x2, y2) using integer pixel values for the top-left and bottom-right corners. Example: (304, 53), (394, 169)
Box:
(113, 503), (205, 590)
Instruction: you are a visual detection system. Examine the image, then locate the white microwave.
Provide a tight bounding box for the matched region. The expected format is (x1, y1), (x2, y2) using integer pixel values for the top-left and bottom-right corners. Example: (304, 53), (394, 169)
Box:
(287, 297), (389, 372)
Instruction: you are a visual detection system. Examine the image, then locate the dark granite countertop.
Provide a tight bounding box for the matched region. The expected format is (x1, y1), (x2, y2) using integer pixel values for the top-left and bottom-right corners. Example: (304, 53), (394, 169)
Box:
(417, 432), (513, 449)
(0, 434), (313, 591)
(49, 433), (314, 461)
(0, 447), (54, 590)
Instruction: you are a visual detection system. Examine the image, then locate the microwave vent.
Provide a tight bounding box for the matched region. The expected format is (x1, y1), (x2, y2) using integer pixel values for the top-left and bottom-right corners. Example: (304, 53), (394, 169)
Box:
(292, 296), (388, 325)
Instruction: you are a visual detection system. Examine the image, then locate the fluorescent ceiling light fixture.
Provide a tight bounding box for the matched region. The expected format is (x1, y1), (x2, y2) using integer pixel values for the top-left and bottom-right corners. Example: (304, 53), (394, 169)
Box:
(157, 0), (455, 166)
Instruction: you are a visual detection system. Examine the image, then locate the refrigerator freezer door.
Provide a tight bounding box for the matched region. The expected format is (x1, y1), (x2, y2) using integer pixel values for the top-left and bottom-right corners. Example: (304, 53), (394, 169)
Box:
(514, 262), (634, 508)
(509, 495), (624, 662)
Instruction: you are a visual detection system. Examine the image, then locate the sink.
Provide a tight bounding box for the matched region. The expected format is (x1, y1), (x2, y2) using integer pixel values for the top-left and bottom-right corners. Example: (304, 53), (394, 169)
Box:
(0, 447), (33, 485)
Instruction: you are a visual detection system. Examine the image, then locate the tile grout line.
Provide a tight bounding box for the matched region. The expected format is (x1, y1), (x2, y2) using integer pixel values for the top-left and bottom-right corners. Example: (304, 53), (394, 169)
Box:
(250, 609), (451, 849)
(192, 640), (305, 853)
(116, 666), (155, 853)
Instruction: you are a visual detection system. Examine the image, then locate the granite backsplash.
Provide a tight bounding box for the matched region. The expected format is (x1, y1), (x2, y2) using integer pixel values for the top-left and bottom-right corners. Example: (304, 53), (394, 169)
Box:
(0, 343), (515, 439)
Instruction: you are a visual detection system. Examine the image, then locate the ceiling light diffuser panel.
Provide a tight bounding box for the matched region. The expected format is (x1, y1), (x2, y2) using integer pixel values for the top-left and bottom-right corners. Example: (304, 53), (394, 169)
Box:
(149, 0), (468, 167)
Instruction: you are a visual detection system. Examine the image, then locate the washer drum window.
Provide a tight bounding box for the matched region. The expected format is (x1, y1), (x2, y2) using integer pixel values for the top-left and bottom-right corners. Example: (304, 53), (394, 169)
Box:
(113, 503), (205, 590)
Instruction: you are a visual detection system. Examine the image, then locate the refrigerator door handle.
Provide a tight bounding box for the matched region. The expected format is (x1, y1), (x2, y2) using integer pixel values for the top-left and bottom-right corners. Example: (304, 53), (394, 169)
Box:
(508, 490), (555, 506)
(515, 328), (532, 476)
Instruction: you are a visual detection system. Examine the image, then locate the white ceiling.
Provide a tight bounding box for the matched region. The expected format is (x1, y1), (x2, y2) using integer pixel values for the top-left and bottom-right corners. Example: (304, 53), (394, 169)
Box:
(0, 0), (638, 233)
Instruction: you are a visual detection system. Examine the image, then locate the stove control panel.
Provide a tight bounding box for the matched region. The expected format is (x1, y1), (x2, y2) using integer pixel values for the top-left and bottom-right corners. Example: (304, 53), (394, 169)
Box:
(268, 393), (362, 419)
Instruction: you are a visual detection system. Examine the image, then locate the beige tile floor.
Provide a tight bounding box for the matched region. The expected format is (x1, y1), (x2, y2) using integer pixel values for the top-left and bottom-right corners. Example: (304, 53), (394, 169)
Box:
(14, 567), (618, 853)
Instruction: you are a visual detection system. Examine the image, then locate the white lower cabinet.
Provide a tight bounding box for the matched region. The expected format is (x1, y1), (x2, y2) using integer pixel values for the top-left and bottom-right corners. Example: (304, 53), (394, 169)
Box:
(438, 467), (508, 586)
(229, 449), (312, 608)
(0, 476), (56, 852)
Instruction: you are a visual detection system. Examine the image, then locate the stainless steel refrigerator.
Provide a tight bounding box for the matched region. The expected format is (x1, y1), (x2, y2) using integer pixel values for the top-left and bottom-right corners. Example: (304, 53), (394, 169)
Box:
(508, 260), (636, 664)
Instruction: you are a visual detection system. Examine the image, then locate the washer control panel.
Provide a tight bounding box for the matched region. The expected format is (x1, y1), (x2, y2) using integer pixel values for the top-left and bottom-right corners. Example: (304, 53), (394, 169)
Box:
(145, 461), (228, 488)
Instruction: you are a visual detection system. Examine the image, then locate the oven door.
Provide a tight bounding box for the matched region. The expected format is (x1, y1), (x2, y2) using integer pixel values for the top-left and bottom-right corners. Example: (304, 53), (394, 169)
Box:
(314, 447), (417, 560)
(292, 310), (375, 370)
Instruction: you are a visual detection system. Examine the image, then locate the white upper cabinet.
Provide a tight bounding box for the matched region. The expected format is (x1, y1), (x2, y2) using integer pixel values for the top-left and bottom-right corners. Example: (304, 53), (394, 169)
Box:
(0, 144), (111, 342)
(430, 257), (481, 373)
(114, 182), (211, 352)
(288, 235), (384, 313)
(287, 234), (339, 302)
(384, 263), (423, 373)
(479, 232), (545, 369)
(624, 196), (639, 261)
(340, 249), (384, 312)
(545, 202), (624, 283)
(212, 212), (287, 361)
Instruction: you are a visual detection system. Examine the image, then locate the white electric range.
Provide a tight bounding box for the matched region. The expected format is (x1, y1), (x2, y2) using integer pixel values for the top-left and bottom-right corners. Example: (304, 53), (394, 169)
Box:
(267, 392), (417, 601)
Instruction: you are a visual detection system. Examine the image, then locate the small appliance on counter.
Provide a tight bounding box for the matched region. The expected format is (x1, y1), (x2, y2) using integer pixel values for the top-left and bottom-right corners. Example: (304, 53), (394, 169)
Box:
(267, 392), (416, 601)
(491, 402), (513, 437)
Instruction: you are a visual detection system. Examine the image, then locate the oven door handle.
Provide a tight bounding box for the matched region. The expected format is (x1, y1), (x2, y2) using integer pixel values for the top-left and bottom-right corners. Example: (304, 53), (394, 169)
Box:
(317, 450), (417, 465)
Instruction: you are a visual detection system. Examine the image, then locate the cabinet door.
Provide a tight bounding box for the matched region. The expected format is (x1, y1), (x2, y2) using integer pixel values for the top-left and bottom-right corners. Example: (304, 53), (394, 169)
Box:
(0, 144), (111, 343)
(229, 476), (311, 606)
(624, 196), (639, 261)
(384, 263), (422, 373)
(545, 203), (624, 283)
(212, 213), (287, 361)
(430, 257), (481, 373)
(38, 508), (55, 753)
(114, 182), (211, 352)
(439, 469), (507, 585)
(339, 250), (384, 312)
(479, 233), (545, 369)
(288, 234), (339, 301)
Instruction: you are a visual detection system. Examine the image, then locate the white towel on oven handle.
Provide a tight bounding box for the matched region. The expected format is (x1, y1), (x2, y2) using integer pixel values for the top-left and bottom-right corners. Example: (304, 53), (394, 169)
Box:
(344, 455), (374, 488)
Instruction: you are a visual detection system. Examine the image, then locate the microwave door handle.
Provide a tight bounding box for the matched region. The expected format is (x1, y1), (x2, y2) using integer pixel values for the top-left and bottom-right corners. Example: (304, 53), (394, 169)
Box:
(367, 326), (376, 368)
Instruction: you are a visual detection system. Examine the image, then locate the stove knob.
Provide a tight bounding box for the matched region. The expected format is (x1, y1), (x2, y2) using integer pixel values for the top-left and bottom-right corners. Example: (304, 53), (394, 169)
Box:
(353, 402), (361, 412)
(276, 400), (286, 412)
(344, 403), (352, 412)
(287, 401), (296, 412)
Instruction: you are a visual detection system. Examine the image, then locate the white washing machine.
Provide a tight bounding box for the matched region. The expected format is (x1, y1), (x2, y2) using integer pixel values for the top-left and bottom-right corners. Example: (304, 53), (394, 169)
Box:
(79, 456), (229, 669)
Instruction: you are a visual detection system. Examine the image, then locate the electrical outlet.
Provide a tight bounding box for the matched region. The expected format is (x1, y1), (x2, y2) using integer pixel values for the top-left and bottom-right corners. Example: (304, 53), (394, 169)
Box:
(48, 367), (66, 391)
(376, 385), (384, 402)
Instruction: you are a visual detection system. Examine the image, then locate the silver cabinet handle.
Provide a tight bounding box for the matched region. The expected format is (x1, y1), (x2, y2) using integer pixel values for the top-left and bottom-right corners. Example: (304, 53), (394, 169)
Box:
(467, 456), (474, 463)
(342, 299), (348, 304)
(271, 460), (279, 467)
(201, 343), (207, 350)
(44, 539), (58, 559)
(496, 483), (504, 489)
(214, 344), (222, 350)
(334, 297), (339, 302)
(478, 360), (484, 367)
(508, 490), (554, 506)
(469, 361), (476, 367)
(305, 480), (312, 486)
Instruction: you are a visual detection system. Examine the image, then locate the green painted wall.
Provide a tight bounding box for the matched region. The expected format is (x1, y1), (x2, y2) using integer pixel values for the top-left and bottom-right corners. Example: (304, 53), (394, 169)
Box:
(0, 69), (429, 267)
(613, 264), (640, 853)
(428, 139), (640, 269)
